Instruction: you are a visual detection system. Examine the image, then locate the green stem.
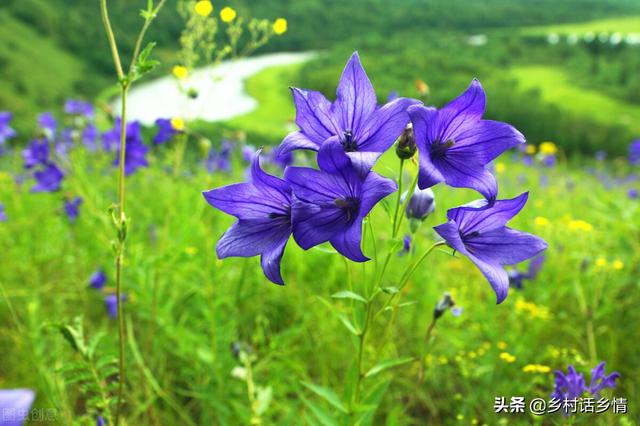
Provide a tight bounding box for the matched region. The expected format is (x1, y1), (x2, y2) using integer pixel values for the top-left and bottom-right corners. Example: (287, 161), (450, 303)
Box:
(99, 0), (124, 80)
(395, 164), (419, 236)
(351, 301), (372, 413)
(391, 159), (405, 237)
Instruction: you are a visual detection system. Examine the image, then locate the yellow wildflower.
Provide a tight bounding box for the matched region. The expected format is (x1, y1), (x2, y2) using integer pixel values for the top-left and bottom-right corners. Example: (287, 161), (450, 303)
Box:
(184, 247), (198, 256)
(495, 162), (506, 173)
(220, 6), (237, 22)
(525, 144), (536, 155)
(195, 0), (213, 17)
(515, 298), (551, 320)
(273, 18), (288, 35)
(534, 216), (549, 227)
(497, 341), (507, 350)
(568, 219), (593, 232)
(539, 141), (558, 155)
(171, 118), (185, 131)
(499, 352), (516, 363)
(612, 259), (624, 270)
(415, 79), (430, 96)
(172, 65), (188, 80)
(595, 257), (607, 268)
(522, 364), (551, 374)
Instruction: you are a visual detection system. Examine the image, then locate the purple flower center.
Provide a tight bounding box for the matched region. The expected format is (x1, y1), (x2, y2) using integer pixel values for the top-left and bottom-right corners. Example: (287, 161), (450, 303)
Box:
(430, 139), (455, 159)
(335, 197), (360, 222)
(267, 205), (292, 225)
(342, 130), (358, 152)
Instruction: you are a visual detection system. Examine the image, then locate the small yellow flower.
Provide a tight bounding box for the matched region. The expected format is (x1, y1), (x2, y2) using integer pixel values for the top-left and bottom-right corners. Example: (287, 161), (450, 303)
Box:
(612, 259), (624, 270)
(525, 144), (537, 155)
(172, 65), (188, 80)
(568, 219), (593, 233)
(220, 6), (237, 22)
(495, 162), (506, 173)
(195, 0), (213, 17)
(534, 216), (549, 227)
(184, 247), (198, 256)
(523, 364), (551, 373)
(273, 18), (287, 35)
(497, 341), (508, 350)
(171, 117), (185, 131)
(456, 414), (464, 421)
(415, 79), (430, 96)
(539, 141), (558, 155)
(499, 352), (516, 363)
(595, 257), (607, 268)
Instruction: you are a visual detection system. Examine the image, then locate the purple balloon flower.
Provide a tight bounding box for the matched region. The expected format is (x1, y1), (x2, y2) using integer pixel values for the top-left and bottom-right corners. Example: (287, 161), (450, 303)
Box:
(508, 254), (545, 289)
(433, 192), (548, 303)
(552, 365), (587, 401)
(206, 140), (232, 173)
(0, 203), (7, 222)
(588, 362), (620, 397)
(276, 52), (419, 175)
(0, 389), (35, 426)
(629, 188), (638, 200)
(104, 294), (126, 319)
(64, 99), (94, 118)
(112, 121), (149, 175)
(82, 124), (99, 151)
(37, 112), (57, 136)
(405, 187), (435, 220)
(408, 80), (525, 200)
(203, 150), (292, 284)
(153, 118), (180, 145)
(0, 111), (17, 146)
(64, 197), (83, 223)
(22, 139), (49, 169)
(284, 139), (397, 262)
(629, 140), (640, 166)
(89, 268), (107, 290)
(32, 163), (64, 193)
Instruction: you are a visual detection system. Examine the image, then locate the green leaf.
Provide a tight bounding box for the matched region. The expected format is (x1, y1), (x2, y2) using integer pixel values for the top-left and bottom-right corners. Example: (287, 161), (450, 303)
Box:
(331, 290), (367, 304)
(300, 395), (339, 426)
(131, 42), (159, 81)
(338, 314), (360, 335)
(386, 238), (404, 255)
(382, 286), (399, 295)
(365, 357), (415, 378)
(301, 381), (348, 413)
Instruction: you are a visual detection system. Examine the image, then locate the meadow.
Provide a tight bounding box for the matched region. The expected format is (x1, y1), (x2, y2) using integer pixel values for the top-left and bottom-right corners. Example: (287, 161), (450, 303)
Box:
(1, 1), (640, 425)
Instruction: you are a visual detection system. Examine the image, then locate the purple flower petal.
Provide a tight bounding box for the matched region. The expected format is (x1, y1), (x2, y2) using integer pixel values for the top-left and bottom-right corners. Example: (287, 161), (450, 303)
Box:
(330, 218), (369, 262)
(291, 88), (339, 143)
(356, 98), (417, 153)
(447, 192), (529, 234)
(0, 389), (35, 426)
(335, 52), (377, 134)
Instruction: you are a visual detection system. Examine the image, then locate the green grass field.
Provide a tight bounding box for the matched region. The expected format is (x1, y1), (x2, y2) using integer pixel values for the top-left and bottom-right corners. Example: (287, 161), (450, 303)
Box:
(523, 16), (640, 35)
(509, 65), (640, 138)
(1, 57), (639, 424)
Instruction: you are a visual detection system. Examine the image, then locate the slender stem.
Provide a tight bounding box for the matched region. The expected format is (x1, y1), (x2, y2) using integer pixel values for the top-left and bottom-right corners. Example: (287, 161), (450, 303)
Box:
(99, 0), (124, 81)
(352, 301), (372, 412)
(114, 84), (129, 426)
(391, 159), (405, 237)
(128, 0), (168, 76)
(394, 163), (419, 236)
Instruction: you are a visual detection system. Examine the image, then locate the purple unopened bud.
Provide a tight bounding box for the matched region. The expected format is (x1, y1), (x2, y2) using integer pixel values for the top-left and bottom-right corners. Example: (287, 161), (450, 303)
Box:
(395, 125), (416, 159)
(405, 187), (435, 221)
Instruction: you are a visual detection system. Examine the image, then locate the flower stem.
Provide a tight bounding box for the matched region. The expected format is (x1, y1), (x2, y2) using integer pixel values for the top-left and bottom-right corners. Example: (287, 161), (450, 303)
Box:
(391, 158), (405, 237)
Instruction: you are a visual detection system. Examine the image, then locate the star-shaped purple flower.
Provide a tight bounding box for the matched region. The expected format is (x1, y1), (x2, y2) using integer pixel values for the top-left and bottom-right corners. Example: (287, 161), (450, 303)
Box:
(112, 121), (149, 175)
(629, 139), (640, 166)
(153, 118), (180, 145)
(64, 99), (94, 118)
(37, 112), (57, 137)
(276, 52), (419, 175)
(588, 362), (620, 397)
(89, 268), (107, 290)
(203, 149), (292, 284)
(22, 139), (50, 169)
(284, 139), (397, 262)
(552, 365), (586, 401)
(0, 111), (17, 146)
(32, 163), (64, 193)
(64, 197), (83, 223)
(508, 254), (545, 289)
(433, 192), (547, 303)
(104, 294), (126, 319)
(206, 140), (233, 173)
(408, 79), (525, 200)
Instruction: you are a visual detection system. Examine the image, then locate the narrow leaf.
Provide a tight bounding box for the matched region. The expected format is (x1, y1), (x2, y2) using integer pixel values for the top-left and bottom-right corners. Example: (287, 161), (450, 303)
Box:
(365, 357), (415, 378)
(301, 382), (348, 413)
(331, 290), (367, 304)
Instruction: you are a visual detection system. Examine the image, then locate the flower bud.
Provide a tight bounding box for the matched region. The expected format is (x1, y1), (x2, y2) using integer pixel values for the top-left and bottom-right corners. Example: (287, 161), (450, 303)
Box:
(434, 292), (455, 320)
(405, 187), (435, 221)
(395, 125), (416, 159)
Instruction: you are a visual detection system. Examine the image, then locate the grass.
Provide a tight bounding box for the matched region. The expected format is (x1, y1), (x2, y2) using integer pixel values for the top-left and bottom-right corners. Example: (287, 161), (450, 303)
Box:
(0, 11), (88, 133)
(509, 65), (640, 138)
(1, 61), (639, 425)
(522, 16), (640, 35)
